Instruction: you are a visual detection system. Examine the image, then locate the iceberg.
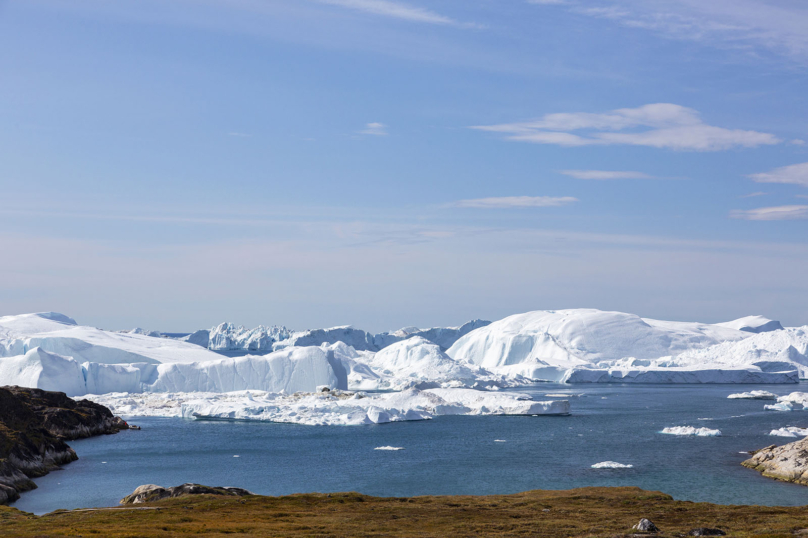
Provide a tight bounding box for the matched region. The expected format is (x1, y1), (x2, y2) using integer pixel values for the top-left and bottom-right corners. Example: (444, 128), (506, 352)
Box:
(716, 315), (784, 334)
(660, 426), (721, 436)
(447, 309), (749, 382)
(86, 388), (570, 426)
(770, 427), (808, 438)
(591, 461), (633, 469)
(727, 391), (778, 400)
(207, 323), (291, 353)
(563, 366), (797, 384)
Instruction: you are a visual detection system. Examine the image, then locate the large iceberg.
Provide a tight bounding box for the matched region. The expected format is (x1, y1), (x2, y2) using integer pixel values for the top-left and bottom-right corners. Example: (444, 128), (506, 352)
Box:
(0, 312), (221, 365)
(86, 387), (570, 426)
(447, 309), (750, 382)
(207, 323), (291, 353)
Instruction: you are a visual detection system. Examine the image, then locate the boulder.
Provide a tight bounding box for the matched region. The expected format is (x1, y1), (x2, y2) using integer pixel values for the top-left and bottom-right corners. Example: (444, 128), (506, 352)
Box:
(632, 518), (659, 532)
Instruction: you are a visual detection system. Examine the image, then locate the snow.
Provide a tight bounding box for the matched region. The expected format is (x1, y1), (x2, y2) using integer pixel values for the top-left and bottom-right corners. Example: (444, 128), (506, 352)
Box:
(447, 309), (749, 382)
(769, 427), (808, 438)
(85, 388), (570, 426)
(207, 323), (291, 352)
(717, 315), (784, 334)
(660, 426), (721, 436)
(0, 313), (222, 365)
(728, 391), (778, 400)
(591, 461), (633, 469)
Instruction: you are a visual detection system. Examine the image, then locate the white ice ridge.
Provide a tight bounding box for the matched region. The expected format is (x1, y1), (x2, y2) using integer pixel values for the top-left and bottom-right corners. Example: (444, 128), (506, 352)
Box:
(728, 391), (778, 400)
(591, 461), (633, 469)
(769, 427), (808, 438)
(85, 388), (571, 426)
(447, 309), (755, 382)
(660, 426), (721, 437)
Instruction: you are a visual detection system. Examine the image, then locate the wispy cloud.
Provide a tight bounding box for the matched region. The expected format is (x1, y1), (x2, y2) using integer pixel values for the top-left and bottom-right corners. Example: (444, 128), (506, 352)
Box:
(314, 0), (471, 27)
(731, 205), (808, 221)
(560, 169), (654, 180)
(528, 0), (808, 63)
(359, 122), (388, 136)
(227, 131), (251, 137)
(792, 139), (806, 146)
(740, 191), (767, 198)
(749, 162), (808, 187)
(452, 196), (578, 209)
(472, 103), (779, 151)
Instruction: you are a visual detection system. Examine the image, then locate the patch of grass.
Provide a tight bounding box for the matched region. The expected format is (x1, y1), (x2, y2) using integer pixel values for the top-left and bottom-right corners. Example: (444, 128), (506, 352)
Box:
(2, 487), (808, 537)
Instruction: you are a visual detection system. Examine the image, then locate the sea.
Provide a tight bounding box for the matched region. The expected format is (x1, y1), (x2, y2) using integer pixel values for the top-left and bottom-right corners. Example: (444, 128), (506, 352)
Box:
(12, 382), (808, 514)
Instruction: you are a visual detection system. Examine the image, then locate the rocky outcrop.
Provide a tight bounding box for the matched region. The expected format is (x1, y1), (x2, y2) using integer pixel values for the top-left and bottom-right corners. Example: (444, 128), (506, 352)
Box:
(121, 483), (254, 504)
(742, 437), (808, 485)
(0, 386), (129, 505)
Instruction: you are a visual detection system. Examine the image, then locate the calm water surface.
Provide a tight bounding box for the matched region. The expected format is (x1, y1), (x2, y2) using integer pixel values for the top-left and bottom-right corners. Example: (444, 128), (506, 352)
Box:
(13, 382), (808, 514)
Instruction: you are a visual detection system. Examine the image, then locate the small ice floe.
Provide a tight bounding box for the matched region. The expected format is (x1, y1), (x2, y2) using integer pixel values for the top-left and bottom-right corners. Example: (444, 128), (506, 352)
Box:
(697, 418), (714, 421)
(591, 461), (633, 469)
(728, 391), (777, 400)
(101, 462), (107, 464)
(374, 446), (404, 451)
(769, 427), (808, 438)
(765, 402), (794, 412)
(233, 455), (240, 458)
(660, 426), (721, 437)
(494, 439), (507, 442)
(545, 393), (584, 398)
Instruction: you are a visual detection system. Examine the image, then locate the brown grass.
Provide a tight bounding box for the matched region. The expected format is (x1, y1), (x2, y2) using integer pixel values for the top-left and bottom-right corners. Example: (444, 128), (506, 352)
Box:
(2, 487), (808, 537)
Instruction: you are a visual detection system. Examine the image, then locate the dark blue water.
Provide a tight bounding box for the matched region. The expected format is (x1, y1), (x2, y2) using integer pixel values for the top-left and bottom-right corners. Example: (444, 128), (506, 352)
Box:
(13, 383), (808, 514)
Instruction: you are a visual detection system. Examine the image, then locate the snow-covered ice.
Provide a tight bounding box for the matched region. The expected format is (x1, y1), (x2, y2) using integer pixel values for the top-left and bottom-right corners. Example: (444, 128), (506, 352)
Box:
(660, 426), (721, 436)
(591, 461), (633, 469)
(85, 388), (570, 426)
(446, 309), (751, 382)
(716, 315), (784, 334)
(728, 391), (778, 400)
(769, 427), (808, 438)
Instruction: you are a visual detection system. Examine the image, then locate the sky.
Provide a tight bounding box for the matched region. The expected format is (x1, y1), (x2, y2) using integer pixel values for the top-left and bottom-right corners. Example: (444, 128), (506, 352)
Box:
(1, 0), (807, 332)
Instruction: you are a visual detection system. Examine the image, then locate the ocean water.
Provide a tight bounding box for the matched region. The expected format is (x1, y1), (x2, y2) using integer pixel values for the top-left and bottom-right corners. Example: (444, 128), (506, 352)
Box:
(13, 382), (808, 514)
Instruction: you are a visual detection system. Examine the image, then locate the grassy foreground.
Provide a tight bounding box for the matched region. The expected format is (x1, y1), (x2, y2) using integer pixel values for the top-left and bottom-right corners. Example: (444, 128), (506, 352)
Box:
(2, 487), (808, 537)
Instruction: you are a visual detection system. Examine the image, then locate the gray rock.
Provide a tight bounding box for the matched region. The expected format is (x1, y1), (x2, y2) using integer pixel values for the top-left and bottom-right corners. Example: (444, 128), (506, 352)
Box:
(121, 483), (254, 505)
(632, 518), (659, 532)
(743, 437), (808, 486)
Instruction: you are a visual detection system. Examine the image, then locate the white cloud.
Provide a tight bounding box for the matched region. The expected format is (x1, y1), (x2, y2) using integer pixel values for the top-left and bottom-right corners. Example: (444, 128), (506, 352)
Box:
(472, 103), (779, 151)
(730, 205), (808, 221)
(453, 196), (578, 208)
(530, 0), (808, 63)
(749, 162), (808, 187)
(791, 139), (806, 146)
(560, 169), (654, 180)
(360, 122), (388, 136)
(314, 0), (467, 26)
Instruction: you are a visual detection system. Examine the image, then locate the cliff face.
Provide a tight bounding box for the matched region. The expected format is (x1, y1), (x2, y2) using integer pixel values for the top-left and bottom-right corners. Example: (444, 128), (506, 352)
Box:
(0, 386), (128, 505)
(742, 437), (808, 486)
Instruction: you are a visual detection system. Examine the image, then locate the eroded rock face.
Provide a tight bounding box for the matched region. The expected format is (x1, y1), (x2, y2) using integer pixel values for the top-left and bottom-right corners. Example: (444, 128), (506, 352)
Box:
(743, 437), (808, 485)
(121, 483), (254, 504)
(0, 386), (128, 505)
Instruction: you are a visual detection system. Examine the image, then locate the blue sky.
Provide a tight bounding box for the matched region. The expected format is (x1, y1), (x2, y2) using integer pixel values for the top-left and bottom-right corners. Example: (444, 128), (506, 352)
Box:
(1, 0), (807, 331)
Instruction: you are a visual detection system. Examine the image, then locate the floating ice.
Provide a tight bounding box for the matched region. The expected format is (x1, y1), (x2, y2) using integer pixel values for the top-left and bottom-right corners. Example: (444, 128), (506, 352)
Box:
(591, 461), (633, 469)
(374, 446), (404, 451)
(660, 426), (721, 437)
(769, 427), (808, 438)
(85, 388), (570, 426)
(728, 391), (778, 400)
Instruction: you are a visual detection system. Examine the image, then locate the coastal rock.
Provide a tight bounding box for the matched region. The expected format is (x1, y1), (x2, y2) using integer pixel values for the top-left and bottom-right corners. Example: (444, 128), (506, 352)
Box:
(632, 518), (659, 532)
(121, 483), (254, 504)
(742, 437), (808, 485)
(0, 385), (128, 504)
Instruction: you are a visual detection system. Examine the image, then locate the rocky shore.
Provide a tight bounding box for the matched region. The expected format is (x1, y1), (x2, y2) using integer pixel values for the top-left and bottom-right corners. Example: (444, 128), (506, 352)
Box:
(742, 436), (808, 486)
(0, 386), (130, 505)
